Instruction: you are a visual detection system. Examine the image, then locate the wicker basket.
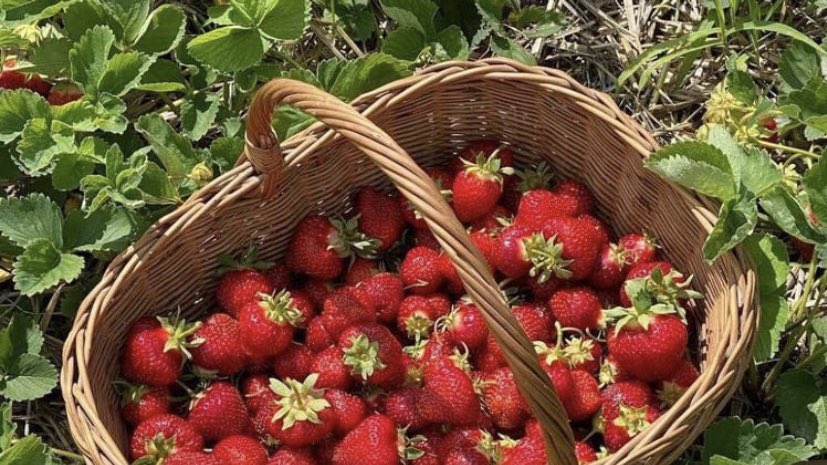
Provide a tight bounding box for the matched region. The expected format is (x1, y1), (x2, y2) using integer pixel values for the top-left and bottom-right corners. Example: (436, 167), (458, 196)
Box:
(61, 58), (757, 465)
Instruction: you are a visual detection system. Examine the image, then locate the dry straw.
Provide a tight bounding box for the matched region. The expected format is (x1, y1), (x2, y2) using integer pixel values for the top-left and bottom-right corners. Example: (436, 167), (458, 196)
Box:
(62, 58), (757, 465)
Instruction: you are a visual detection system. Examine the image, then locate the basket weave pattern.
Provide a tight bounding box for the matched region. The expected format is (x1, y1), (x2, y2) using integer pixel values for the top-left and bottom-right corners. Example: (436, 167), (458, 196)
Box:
(62, 59), (757, 465)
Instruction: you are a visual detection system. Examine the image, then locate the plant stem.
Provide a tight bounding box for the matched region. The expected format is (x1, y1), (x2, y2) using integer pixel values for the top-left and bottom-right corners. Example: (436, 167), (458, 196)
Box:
(757, 139), (820, 159)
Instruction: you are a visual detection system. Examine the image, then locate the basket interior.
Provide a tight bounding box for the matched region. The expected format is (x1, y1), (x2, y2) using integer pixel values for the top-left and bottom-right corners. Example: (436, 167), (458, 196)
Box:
(82, 76), (741, 456)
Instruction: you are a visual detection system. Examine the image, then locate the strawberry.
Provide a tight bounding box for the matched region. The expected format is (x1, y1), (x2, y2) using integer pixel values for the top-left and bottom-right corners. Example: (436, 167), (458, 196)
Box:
(512, 304), (552, 341)
(187, 381), (251, 442)
(302, 279), (335, 308)
(274, 343), (316, 381)
(325, 389), (368, 436)
(355, 187), (405, 252)
(164, 451), (221, 465)
(418, 356), (481, 426)
(454, 141), (515, 173)
(214, 435), (268, 465)
(0, 60), (26, 89)
(129, 414), (203, 461)
(46, 82), (83, 105)
(439, 301), (489, 351)
(332, 414), (400, 465)
(265, 262), (292, 289)
(474, 335), (507, 372)
(578, 214), (611, 247)
(339, 324), (405, 389)
(618, 261), (674, 307)
(260, 374), (336, 447)
(385, 386), (426, 430)
(312, 346), (353, 390)
(287, 215), (377, 280)
(514, 189), (580, 229)
(359, 272), (405, 324)
(190, 313), (247, 375)
(316, 439), (340, 464)
(540, 360), (575, 412)
(239, 290), (303, 358)
(548, 287), (603, 331)
(529, 275), (564, 301)
(120, 317), (200, 387)
(589, 243), (628, 289)
(319, 286), (377, 339)
(553, 180), (594, 215)
(574, 441), (598, 463)
(501, 433), (546, 465)
(492, 225), (535, 278)
(414, 227), (441, 250)
(400, 246), (445, 294)
(762, 118), (780, 143)
(565, 370), (601, 422)
(216, 267), (273, 317)
(657, 359), (699, 406)
(469, 229), (499, 271)
(444, 448), (491, 465)
(439, 253), (465, 295)
(120, 384), (170, 426)
(452, 152), (512, 222)
(618, 233), (657, 268)
(24, 74), (52, 97)
(470, 205), (512, 233)
(344, 258), (380, 285)
(602, 404), (660, 451)
(269, 448), (318, 465)
(398, 295), (438, 340)
(563, 335), (601, 373)
(417, 331), (456, 368)
(242, 374), (278, 414)
(479, 367), (529, 430)
(605, 311), (687, 382)
(599, 380), (655, 420)
(598, 353), (632, 386)
(541, 216), (603, 281)
(307, 316), (339, 353)
(289, 289), (317, 327)
(410, 435), (440, 465)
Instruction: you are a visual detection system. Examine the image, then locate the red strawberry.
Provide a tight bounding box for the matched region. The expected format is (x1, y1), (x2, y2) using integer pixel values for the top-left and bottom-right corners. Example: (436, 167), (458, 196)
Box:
(306, 316), (339, 353)
(239, 291), (302, 358)
(24, 74), (52, 97)
(302, 279), (334, 308)
(265, 262), (292, 289)
(618, 233), (657, 268)
(600, 380), (655, 420)
(578, 214), (611, 247)
(339, 324), (405, 389)
(574, 441), (598, 463)
(474, 335), (507, 372)
(565, 370), (601, 422)
(46, 82), (83, 105)
(333, 415), (400, 465)
(452, 153), (511, 222)
(410, 435), (440, 465)
(121, 317), (200, 387)
(242, 374), (278, 415)
(216, 269), (273, 317)
(0, 60), (26, 89)
(165, 452), (221, 465)
(471, 205), (512, 233)
(439, 253), (465, 295)
(359, 272), (405, 324)
(400, 246), (445, 294)
(414, 227), (441, 250)
(553, 180), (594, 215)
(501, 433), (546, 465)
(603, 404), (660, 451)
(619, 261), (674, 307)
(129, 414), (203, 461)
(120, 384), (170, 426)
(469, 229), (498, 271)
(762, 118), (780, 143)
(541, 216), (602, 281)
(540, 359), (575, 412)
(418, 356), (481, 426)
(269, 448), (318, 465)
(385, 386), (426, 430)
(312, 346), (353, 390)
(214, 435), (268, 465)
(514, 189), (580, 229)
(657, 359), (699, 406)
(188, 381), (251, 442)
(344, 258), (380, 285)
(418, 331), (456, 368)
(606, 313), (687, 382)
(512, 304), (552, 341)
(529, 275), (564, 301)
(479, 367), (529, 430)
(260, 374), (336, 447)
(492, 225), (534, 278)
(444, 448), (491, 465)
(454, 141), (515, 173)
(325, 389), (368, 436)
(439, 301), (489, 351)
(564, 335), (601, 373)
(589, 243), (628, 289)
(287, 215), (376, 280)
(274, 343), (316, 381)
(289, 290), (317, 327)
(190, 313), (247, 375)
(320, 286), (378, 339)
(548, 287), (602, 331)
(355, 187), (405, 252)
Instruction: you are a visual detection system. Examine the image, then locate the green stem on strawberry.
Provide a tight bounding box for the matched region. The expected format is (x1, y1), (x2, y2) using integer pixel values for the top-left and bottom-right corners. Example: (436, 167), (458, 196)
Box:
(270, 374), (331, 428)
(343, 334), (387, 379)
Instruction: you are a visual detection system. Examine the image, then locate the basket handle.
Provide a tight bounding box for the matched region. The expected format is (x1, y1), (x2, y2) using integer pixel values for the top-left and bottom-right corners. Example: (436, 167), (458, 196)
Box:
(243, 79), (576, 465)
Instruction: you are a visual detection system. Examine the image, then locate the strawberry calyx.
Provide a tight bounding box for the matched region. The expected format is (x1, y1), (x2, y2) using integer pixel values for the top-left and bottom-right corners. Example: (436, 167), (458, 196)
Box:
(403, 313), (433, 340)
(607, 243), (628, 266)
(533, 340), (566, 366)
(158, 317), (202, 360)
(342, 334), (387, 379)
(515, 161), (552, 192)
(328, 215), (381, 259)
(399, 429), (427, 461)
(133, 434), (176, 465)
(523, 232), (574, 282)
(462, 151), (514, 183)
(562, 336), (597, 369)
(598, 359), (619, 387)
(657, 381), (684, 407)
(645, 268), (703, 307)
(448, 348), (473, 373)
(117, 381), (151, 405)
(477, 430), (506, 463)
(612, 404), (651, 437)
(216, 244), (270, 274)
(258, 290), (303, 326)
(270, 373), (331, 429)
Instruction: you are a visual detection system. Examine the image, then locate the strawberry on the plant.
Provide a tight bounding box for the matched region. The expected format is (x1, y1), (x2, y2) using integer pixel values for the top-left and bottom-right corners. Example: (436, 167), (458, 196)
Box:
(618, 233), (657, 268)
(400, 246), (445, 294)
(602, 404), (660, 451)
(565, 370), (602, 422)
(359, 272), (405, 324)
(312, 346), (353, 390)
(418, 356), (481, 426)
(339, 324), (405, 389)
(190, 312), (247, 375)
(274, 343), (316, 381)
(548, 287), (603, 331)
(0, 60), (26, 89)
(438, 301), (489, 351)
(25, 74), (52, 96)
(287, 215), (378, 280)
(47, 82), (83, 105)
(120, 316), (201, 387)
(325, 389), (368, 436)
(260, 374), (336, 447)
(332, 414), (404, 465)
(452, 152), (512, 222)
(187, 381), (251, 442)
(242, 374), (278, 415)
(120, 384), (170, 426)
(657, 359), (699, 406)
(355, 187), (406, 252)
(478, 367), (529, 430)
(239, 290), (303, 358)
(553, 180), (594, 216)
(269, 448), (318, 465)
(589, 243), (627, 289)
(514, 189), (580, 229)
(761, 118), (779, 144)
(129, 414), (204, 462)
(214, 435), (268, 465)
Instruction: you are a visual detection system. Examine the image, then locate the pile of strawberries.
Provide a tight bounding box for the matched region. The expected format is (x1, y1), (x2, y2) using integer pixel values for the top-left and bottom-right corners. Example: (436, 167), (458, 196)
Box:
(120, 141), (702, 465)
(1, 59), (83, 105)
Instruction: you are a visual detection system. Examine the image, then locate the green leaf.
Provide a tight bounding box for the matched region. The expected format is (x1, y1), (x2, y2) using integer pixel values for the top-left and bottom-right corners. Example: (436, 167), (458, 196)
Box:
(508, 6), (565, 39)
(726, 70), (757, 104)
(69, 25), (116, 96)
(139, 162), (180, 205)
(805, 159), (827, 225)
(755, 295), (789, 363)
(701, 417), (818, 465)
(489, 35), (536, 65)
(434, 0), (481, 40)
(329, 53), (412, 101)
(0, 90), (50, 143)
(382, 27), (427, 61)
(759, 187), (827, 243)
(744, 234), (789, 292)
(181, 92), (221, 141)
(101, 0), (150, 44)
(26, 37), (72, 75)
(776, 369), (827, 450)
(475, 0), (508, 35)
(273, 105), (315, 140)
(0, 435), (51, 465)
(61, 1), (112, 42)
(259, 0), (310, 40)
(14, 119), (75, 176)
(210, 136), (245, 173)
(703, 192), (758, 262)
(52, 152), (95, 191)
(0, 29), (26, 49)
(13, 239), (84, 296)
(0, 194), (63, 248)
(0, 315), (44, 369)
(63, 207), (132, 252)
(93, 94), (129, 134)
(51, 100), (98, 132)
(187, 27), (265, 73)
(729, 20), (827, 61)
(645, 141), (736, 200)
(381, 0), (438, 37)
(778, 41), (822, 92)
(137, 59), (187, 93)
(133, 4), (186, 55)
(99, 51), (154, 96)
(0, 403), (13, 451)
(0, 354), (58, 401)
(706, 126), (782, 196)
(436, 25), (469, 59)
(135, 114), (200, 180)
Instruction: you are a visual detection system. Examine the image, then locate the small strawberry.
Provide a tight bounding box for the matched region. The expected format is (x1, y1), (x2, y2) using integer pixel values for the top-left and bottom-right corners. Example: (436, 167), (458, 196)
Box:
(129, 414), (203, 461)
(312, 346), (353, 390)
(260, 374), (336, 447)
(492, 225), (535, 278)
(762, 118), (780, 143)
(269, 448), (318, 465)
(618, 233), (657, 268)
(355, 187), (405, 252)
(0, 60), (26, 89)
(602, 404), (660, 451)
(574, 441), (598, 463)
(190, 313), (247, 375)
(216, 250), (273, 316)
(360, 272), (405, 324)
(589, 243), (627, 289)
(306, 316), (339, 353)
(400, 246), (445, 294)
(398, 295), (441, 340)
(385, 386), (427, 430)
(287, 215), (378, 280)
(599, 380), (655, 421)
(339, 324), (405, 389)
(344, 258), (380, 285)
(657, 359), (699, 406)
(418, 356), (481, 426)
(242, 374), (278, 415)
(46, 82), (83, 105)
(274, 343), (316, 381)
(514, 189), (580, 230)
(214, 435), (268, 465)
(541, 216), (603, 281)
(325, 389), (368, 436)
(553, 180), (594, 215)
(548, 287), (603, 331)
(120, 384), (170, 426)
(439, 301), (489, 351)
(188, 381), (251, 442)
(121, 317), (201, 387)
(565, 370), (601, 422)
(239, 290), (303, 358)
(452, 152), (512, 223)
(479, 367), (529, 430)
(302, 279), (334, 308)
(332, 414), (401, 465)
(164, 452), (221, 465)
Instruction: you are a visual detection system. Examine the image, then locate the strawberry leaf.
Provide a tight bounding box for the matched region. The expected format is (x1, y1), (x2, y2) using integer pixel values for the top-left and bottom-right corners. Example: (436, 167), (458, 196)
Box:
(776, 369), (827, 450)
(63, 207), (133, 253)
(69, 26), (117, 98)
(701, 417), (817, 465)
(135, 114), (201, 180)
(0, 315), (44, 369)
(759, 186), (827, 244)
(706, 126), (782, 197)
(259, 0), (310, 40)
(181, 92), (220, 141)
(13, 239), (84, 296)
(101, 0), (151, 44)
(134, 4), (186, 55)
(0, 435), (52, 464)
(187, 26), (266, 73)
(703, 191), (758, 263)
(0, 194), (63, 249)
(99, 51), (155, 97)
(26, 37), (73, 75)
(744, 234), (790, 361)
(14, 119), (75, 176)
(381, 0), (439, 37)
(0, 354), (58, 402)
(0, 90), (50, 144)
(646, 140), (736, 201)
(0, 403), (12, 451)
(383, 27), (427, 61)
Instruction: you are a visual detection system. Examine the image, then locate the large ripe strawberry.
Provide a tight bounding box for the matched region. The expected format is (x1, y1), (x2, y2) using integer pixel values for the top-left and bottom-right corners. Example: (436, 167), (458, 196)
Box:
(501, 433), (546, 465)
(287, 215), (378, 280)
(618, 233), (657, 268)
(121, 317), (200, 387)
(578, 214), (611, 247)
(269, 448), (318, 465)
(563, 335), (601, 373)
(164, 451), (221, 465)
(589, 243), (627, 289)
(602, 404), (660, 451)
(553, 180), (594, 216)
(239, 290), (303, 358)
(418, 356), (481, 426)
(439, 301), (489, 351)
(541, 216), (603, 281)
(274, 343), (316, 381)
(0, 60), (26, 89)
(491, 225), (535, 278)
(469, 229), (499, 271)
(400, 246), (445, 294)
(312, 346), (353, 390)
(187, 381), (251, 442)
(260, 374), (336, 447)
(339, 324), (405, 389)
(512, 303), (552, 341)
(452, 152), (512, 222)
(514, 189), (580, 230)
(359, 272), (405, 323)
(129, 414), (204, 461)
(533, 341), (576, 409)
(605, 310), (688, 382)
(306, 316), (338, 353)
(657, 359), (699, 406)
(332, 414), (401, 465)
(409, 434), (440, 465)
(242, 374), (278, 415)
(216, 249), (273, 316)
(565, 370), (601, 422)
(47, 82), (83, 105)
(190, 313), (247, 375)
(214, 435), (268, 465)
(599, 380), (655, 420)
(120, 384), (170, 426)
(479, 367), (529, 430)
(548, 287), (602, 331)
(385, 386), (427, 430)
(325, 389), (368, 436)
(355, 187), (405, 252)
(474, 335), (507, 373)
